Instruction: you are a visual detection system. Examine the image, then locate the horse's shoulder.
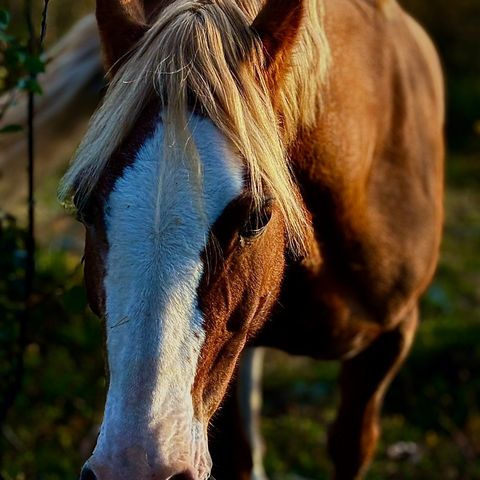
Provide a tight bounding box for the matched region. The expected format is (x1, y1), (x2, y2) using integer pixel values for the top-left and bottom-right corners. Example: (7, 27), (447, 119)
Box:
(320, 0), (443, 135)
(400, 12), (445, 114)
(292, 1), (445, 318)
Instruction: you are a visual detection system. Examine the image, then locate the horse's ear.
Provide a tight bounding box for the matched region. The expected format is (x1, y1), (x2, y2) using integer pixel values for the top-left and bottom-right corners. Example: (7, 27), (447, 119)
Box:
(142, 0), (163, 22)
(252, 0), (304, 69)
(96, 0), (149, 76)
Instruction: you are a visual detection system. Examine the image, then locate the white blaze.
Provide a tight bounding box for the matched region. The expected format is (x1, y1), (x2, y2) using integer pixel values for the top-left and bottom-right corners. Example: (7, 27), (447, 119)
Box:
(95, 114), (243, 476)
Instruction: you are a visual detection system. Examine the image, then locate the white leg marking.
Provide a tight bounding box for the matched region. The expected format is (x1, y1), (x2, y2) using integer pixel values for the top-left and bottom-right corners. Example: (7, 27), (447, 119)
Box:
(238, 347), (269, 480)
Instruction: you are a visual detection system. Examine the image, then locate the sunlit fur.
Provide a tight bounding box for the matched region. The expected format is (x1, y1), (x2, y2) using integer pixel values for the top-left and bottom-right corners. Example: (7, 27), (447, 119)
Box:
(59, 0), (330, 254)
(376, 0), (394, 16)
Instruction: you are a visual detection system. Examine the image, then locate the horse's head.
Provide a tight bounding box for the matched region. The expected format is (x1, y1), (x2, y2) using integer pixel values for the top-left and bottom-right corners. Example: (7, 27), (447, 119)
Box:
(63, 1), (310, 478)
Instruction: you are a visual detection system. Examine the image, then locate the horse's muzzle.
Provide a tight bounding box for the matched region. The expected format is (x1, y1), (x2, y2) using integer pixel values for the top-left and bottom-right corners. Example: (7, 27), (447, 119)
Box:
(79, 466), (197, 480)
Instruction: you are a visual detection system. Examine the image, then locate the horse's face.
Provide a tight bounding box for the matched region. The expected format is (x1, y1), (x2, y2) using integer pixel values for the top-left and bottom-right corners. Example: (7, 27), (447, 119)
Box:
(80, 114), (286, 479)
(75, 0), (306, 478)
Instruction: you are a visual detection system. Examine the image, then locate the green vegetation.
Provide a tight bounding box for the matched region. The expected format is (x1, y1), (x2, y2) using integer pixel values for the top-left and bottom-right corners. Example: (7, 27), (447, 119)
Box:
(0, 6), (45, 130)
(0, 220), (104, 478)
(402, 0), (480, 151)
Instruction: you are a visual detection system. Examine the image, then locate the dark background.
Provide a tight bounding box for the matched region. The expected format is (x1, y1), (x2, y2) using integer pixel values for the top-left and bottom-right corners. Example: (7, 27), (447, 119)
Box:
(0, 1), (479, 478)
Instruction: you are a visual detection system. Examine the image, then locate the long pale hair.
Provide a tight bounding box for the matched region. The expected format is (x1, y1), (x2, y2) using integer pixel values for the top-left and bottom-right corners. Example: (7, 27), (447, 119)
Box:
(59, 0), (330, 253)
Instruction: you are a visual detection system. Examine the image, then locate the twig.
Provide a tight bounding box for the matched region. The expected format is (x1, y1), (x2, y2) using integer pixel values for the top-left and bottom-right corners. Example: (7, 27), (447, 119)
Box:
(40, 0), (50, 45)
(0, 0), (51, 431)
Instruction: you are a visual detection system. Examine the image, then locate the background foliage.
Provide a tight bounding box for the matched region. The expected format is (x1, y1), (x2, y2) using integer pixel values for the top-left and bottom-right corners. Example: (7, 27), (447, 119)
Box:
(0, 1), (479, 479)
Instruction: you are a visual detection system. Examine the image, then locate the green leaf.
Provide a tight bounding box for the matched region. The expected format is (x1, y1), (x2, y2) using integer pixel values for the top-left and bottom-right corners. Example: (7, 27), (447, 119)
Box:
(0, 124), (22, 134)
(0, 10), (11, 29)
(5, 48), (27, 68)
(14, 50), (28, 65)
(24, 55), (46, 75)
(0, 31), (14, 42)
(17, 77), (43, 95)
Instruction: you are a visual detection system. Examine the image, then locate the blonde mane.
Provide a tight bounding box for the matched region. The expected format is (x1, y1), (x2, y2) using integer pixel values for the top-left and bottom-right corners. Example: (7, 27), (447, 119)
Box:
(59, 0), (330, 253)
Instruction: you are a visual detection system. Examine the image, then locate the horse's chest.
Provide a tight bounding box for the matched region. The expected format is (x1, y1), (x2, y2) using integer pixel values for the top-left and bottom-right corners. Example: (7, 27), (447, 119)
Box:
(254, 264), (384, 359)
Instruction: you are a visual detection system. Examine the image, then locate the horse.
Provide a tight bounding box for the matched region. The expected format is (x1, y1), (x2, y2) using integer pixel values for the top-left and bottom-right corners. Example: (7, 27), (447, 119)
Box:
(59, 0), (444, 479)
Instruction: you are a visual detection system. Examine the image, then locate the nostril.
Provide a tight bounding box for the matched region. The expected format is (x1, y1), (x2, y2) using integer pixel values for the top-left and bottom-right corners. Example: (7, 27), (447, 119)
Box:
(79, 466), (97, 480)
(171, 472), (195, 480)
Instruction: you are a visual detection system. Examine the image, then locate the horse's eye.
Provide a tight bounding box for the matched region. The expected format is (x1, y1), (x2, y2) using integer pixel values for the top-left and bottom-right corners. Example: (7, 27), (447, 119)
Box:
(240, 198), (274, 240)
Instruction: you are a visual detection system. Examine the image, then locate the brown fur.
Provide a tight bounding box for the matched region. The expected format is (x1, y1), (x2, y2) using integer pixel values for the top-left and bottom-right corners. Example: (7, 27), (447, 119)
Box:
(95, 0), (147, 74)
(78, 0), (444, 478)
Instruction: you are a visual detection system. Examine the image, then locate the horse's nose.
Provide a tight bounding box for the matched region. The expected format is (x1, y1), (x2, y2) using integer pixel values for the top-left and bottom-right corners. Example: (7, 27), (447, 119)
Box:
(171, 473), (195, 480)
(80, 462), (196, 480)
(79, 466), (97, 480)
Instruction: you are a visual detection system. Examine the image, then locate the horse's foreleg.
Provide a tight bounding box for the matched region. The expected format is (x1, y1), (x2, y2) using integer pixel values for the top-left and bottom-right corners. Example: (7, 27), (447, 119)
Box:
(327, 308), (418, 480)
(209, 348), (268, 480)
(237, 348), (268, 480)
